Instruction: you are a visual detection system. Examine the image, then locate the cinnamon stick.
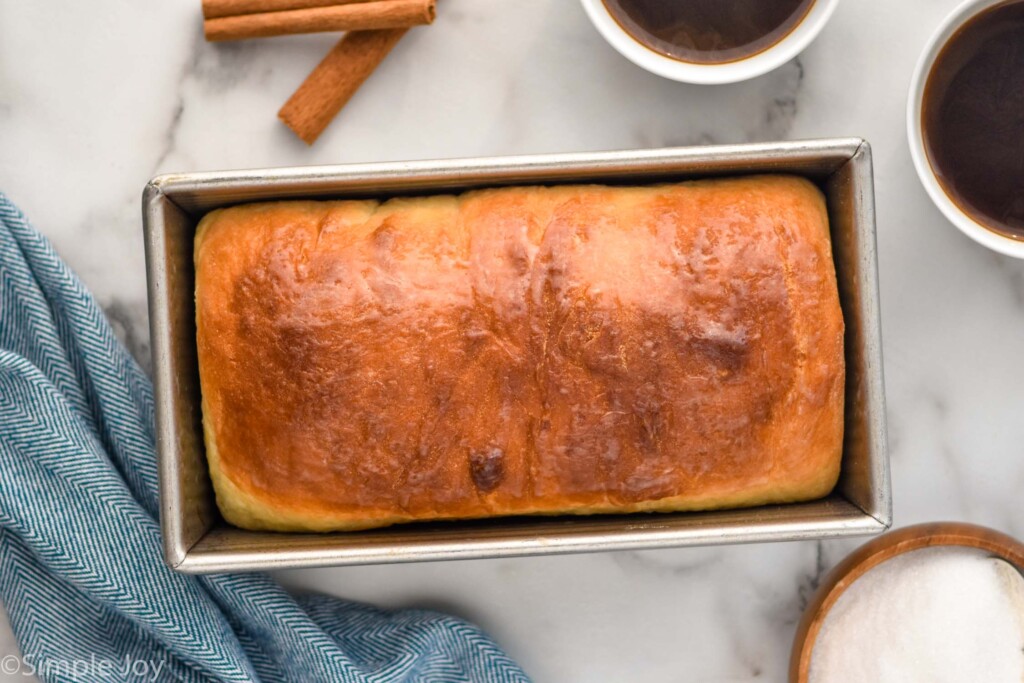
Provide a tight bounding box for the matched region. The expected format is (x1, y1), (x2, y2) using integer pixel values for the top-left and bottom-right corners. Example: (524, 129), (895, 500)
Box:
(204, 0), (434, 41)
(203, 0), (376, 20)
(278, 28), (407, 145)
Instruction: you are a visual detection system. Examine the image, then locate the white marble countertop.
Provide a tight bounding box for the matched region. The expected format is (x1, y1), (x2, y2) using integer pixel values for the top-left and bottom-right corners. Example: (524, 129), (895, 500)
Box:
(3, 0), (1024, 680)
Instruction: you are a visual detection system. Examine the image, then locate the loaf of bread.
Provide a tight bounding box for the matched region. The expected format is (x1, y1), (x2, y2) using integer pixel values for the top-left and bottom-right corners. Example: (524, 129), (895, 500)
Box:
(194, 176), (844, 532)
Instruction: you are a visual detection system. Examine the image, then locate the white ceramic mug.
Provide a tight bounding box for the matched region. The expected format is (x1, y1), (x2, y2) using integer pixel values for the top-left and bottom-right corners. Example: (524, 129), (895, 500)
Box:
(907, 0), (1024, 258)
(578, 0), (840, 85)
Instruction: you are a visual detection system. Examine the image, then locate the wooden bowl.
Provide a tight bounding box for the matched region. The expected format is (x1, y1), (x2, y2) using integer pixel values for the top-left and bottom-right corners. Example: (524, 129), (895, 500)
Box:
(789, 522), (1024, 682)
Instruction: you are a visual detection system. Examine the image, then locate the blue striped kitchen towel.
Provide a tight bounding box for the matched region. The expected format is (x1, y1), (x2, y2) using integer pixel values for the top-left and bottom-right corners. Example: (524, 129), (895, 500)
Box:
(0, 191), (530, 683)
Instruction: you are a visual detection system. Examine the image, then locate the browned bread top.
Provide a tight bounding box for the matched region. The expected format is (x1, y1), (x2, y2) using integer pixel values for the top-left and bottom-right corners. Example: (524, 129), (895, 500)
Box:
(194, 176), (844, 531)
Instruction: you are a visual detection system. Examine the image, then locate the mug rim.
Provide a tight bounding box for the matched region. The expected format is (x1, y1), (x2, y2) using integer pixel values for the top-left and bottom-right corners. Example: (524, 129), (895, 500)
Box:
(907, 0), (1024, 258)
(578, 0), (840, 85)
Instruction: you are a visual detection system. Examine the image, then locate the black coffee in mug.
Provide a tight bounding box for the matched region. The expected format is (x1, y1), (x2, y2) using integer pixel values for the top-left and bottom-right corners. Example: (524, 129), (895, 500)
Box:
(601, 0), (816, 65)
(922, 0), (1024, 239)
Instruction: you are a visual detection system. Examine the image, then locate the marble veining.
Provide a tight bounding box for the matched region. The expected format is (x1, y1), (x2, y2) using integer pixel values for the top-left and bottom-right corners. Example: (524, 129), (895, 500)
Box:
(3, 0), (1024, 680)
(102, 301), (152, 376)
(795, 541), (828, 612)
(610, 547), (724, 578)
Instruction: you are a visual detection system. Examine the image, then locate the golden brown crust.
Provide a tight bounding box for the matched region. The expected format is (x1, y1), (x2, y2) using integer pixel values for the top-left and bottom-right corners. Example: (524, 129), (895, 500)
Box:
(194, 176), (844, 532)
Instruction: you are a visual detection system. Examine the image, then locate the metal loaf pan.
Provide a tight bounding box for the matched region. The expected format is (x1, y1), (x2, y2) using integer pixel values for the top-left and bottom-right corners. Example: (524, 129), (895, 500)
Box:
(143, 139), (889, 573)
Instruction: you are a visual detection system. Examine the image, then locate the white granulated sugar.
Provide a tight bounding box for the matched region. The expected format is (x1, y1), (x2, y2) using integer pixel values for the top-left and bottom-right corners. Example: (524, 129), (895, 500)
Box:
(809, 546), (1024, 683)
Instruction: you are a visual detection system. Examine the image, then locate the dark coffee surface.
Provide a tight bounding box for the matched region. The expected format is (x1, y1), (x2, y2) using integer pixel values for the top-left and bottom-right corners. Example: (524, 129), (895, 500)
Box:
(602, 0), (815, 64)
(923, 0), (1024, 239)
